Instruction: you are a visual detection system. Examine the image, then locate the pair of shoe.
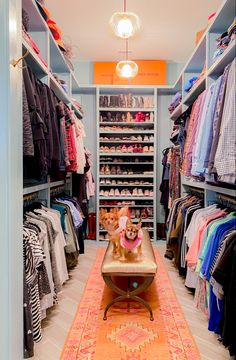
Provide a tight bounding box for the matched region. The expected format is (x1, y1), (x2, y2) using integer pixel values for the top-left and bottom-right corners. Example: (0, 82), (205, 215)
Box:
(100, 189), (121, 196)
(100, 164), (111, 174)
(143, 190), (154, 196)
(143, 135), (154, 142)
(143, 146), (154, 153)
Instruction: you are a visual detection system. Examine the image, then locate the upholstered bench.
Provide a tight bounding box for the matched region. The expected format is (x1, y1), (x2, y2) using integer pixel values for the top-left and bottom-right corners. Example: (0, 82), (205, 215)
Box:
(101, 229), (157, 321)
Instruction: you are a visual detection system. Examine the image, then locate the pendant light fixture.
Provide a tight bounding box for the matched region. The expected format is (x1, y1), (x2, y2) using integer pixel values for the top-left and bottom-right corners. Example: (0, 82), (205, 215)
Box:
(110, 0), (141, 39)
(116, 40), (138, 78)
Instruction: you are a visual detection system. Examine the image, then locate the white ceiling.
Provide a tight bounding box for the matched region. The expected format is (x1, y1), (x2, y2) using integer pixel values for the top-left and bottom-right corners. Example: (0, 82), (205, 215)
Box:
(46, 0), (222, 64)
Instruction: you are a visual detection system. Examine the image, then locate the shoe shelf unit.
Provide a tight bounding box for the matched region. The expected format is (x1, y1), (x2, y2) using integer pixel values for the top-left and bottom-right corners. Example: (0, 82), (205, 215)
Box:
(22, 0), (84, 201)
(170, 0), (236, 203)
(97, 87), (157, 242)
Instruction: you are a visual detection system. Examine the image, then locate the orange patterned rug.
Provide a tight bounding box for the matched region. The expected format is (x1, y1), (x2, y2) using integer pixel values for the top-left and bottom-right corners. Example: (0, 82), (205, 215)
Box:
(60, 249), (200, 360)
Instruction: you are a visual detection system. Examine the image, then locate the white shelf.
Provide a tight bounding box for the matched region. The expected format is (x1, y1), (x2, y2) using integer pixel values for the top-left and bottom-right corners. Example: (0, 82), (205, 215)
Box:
(182, 178), (206, 190)
(99, 140), (154, 144)
(100, 162), (154, 165)
(99, 174), (154, 178)
(99, 196), (154, 200)
(100, 184), (153, 187)
(99, 107), (154, 112)
(170, 103), (183, 121)
(183, 75), (206, 106)
(22, 38), (48, 75)
(99, 153), (154, 156)
(99, 205), (154, 208)
(23, 180), (66, 195)
(182, 178), (236, 197)
(208, 39), (236, 77)
(99, 122), (154, 126)
(206, 183), (236, 197)
(99, 130), (155, 134)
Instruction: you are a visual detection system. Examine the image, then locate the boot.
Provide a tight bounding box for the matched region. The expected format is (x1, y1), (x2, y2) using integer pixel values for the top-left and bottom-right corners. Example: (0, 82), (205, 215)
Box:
(87, 213), (94, 240)
(92, 213), (96, 239)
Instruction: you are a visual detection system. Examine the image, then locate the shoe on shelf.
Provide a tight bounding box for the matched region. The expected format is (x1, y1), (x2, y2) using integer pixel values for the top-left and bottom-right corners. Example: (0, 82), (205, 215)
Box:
(111, 166), (116, 175)
(99, 190), (105, 196)
(104, 190), (110, 196)
(105, 165), (110, 174)
(149, 146), (154, 152)
(141, 209), (148, 218)
(109, 188), (115, 196)
(132, 188), (138, 196)
(144, 135), (149, 142)
(135, 209), (141, 218)
(110, 146), (116, 153)
(117, 180), (123, 184)
(127, 146), (133, 153)
(121, 145), (127, 153)
(131, 136), (138, 141)
(122, 169), (128, 175)
(149, 135), (154, 142)
(138, 189), (144, 196)
(144, 190), (150, 196)
(137, 135), (142, 142)
(117, 165), (122, 175)
(145, 113), (150, 122)
(138, 145), (143, 153)
(100, 178), (105, 184)
(143, 146), (149, 153)
(126, 189), (132, 196)
(111, 179), (116, 185)
(149, 190), (154, 196)
(100, 165), (105, 174)
(150, 112), (154, 122)
(130, 209), (135, 218)
(121, 189), (126, 196)
(115, 189), (120, 196)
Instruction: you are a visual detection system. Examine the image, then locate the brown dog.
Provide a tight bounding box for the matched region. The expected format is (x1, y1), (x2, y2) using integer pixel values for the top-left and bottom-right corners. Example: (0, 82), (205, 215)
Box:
(119, 219), (143, 261)
(99, 207), (129, 257)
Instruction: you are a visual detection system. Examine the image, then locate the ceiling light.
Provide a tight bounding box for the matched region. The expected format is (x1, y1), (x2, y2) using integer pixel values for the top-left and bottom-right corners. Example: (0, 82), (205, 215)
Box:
(110, 1), (140, 39)
(116, 60), (138, 78)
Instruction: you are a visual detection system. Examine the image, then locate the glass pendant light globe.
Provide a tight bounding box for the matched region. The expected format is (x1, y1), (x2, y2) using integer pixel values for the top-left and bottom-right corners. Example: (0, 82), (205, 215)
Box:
(110, 12), (141, 39)
(116, 60), (138, 78)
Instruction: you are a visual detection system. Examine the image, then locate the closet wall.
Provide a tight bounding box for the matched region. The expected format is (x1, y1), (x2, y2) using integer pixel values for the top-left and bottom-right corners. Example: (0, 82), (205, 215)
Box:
(0, 0), (23, 359)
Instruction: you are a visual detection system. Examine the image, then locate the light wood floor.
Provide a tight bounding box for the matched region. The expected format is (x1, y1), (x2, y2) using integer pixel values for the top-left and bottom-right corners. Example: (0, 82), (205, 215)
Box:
(31, 241), (230, 360)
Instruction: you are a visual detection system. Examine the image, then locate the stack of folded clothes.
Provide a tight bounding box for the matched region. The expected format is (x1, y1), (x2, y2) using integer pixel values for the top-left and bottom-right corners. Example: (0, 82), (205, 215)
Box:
(212, 17), (236, 61)
(168, 92), (182, 114)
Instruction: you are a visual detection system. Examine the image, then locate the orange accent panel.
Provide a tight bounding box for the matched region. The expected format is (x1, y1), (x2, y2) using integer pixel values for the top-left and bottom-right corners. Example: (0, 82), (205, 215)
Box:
(93, 60), (167, 85)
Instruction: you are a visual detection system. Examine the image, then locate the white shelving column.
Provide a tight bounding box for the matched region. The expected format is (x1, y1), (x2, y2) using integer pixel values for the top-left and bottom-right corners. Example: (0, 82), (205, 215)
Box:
(97, 86), (157, 241)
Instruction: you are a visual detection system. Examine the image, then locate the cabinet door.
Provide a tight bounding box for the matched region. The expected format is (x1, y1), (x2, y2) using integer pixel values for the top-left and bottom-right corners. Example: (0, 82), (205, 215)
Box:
(0, 0), (23, 359)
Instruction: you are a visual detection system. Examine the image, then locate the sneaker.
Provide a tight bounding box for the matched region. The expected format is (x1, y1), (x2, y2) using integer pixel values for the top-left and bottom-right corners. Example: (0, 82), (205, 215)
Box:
(111, 179), (116, 185)
(132, 188), (138, 196)
(144, 135), (149, 142)
(99, 190), (104, 196)
(144, 190), (150, 196)
(100, 178), (105, 184)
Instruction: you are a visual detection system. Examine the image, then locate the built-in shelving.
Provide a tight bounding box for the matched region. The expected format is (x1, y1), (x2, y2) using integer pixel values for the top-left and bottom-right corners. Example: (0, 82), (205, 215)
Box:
(97, 88), (157, 241)
(22, 0), (84, 202)
(208, 39), (236, 77)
